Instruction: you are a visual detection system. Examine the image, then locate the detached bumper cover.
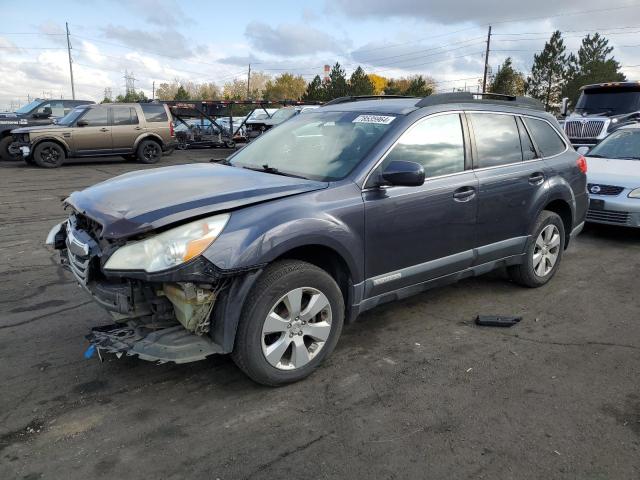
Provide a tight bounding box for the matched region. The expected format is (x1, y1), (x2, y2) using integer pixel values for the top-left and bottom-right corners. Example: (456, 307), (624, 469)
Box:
(88, 323), (223, 364)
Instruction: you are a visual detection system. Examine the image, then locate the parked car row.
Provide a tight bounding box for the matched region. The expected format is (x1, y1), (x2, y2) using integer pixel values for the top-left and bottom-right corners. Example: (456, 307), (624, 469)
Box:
(9, 102), (176, 167)
(0, 98), (95, 161)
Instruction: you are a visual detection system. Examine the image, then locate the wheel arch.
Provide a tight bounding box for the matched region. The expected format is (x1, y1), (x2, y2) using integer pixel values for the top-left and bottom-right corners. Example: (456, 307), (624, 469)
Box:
(32, 137), (70, 156)
(542, 198), (573, 249)
(134, 133), (164, 150)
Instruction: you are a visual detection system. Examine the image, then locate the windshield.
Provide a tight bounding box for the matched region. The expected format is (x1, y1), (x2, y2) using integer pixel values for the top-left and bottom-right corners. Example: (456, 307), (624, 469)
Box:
(57, 107), (87, 126)
(588, 129), (640, 160)
(229, 111), (395, 181)
(270, 109), (297, 122)
(15, 100), (42, 114)
(575, 88), (640, 115)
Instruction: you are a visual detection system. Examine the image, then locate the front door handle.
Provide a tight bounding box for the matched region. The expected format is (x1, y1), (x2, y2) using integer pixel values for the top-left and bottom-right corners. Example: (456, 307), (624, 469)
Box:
(99, 128), (109, 132)
(529, 172), (545, 185)
(453, 186), (476, 202)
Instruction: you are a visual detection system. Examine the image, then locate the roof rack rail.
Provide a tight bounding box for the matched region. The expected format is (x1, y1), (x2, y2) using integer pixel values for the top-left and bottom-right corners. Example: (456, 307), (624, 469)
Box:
(323, 95), (417, 106)
(415, 92), (544, 110)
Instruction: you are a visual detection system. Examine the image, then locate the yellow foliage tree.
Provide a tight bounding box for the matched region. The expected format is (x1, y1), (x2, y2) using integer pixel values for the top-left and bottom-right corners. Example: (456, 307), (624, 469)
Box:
(368, 74), (388, 95)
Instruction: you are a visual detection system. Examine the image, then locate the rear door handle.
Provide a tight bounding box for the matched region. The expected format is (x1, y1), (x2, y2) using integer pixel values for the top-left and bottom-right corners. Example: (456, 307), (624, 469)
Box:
(453, 186), (476, 202)
(134, 126), (142, 130)
(99, 128), (109, 132)
(529, 172), (545, 185)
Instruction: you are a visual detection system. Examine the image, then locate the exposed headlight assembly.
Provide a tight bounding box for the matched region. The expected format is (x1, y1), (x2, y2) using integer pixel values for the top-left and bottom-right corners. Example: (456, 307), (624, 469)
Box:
(104, 213), (230, 272)
(629, 188), (640, 199)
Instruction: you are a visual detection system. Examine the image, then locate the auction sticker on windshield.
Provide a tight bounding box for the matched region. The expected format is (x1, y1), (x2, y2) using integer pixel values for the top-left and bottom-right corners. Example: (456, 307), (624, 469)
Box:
(352, 115), (396, 124)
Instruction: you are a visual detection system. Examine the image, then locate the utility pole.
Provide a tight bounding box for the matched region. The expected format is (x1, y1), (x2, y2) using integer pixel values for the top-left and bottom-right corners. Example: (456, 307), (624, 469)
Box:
(247, 64), (251, 99)
(152, 81), (155, 101)
(66, 22), (76, 100)
(482, 25), (492, 93)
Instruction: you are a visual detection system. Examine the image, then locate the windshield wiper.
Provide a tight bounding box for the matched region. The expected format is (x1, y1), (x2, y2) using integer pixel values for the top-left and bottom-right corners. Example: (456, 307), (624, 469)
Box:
(617, 156), (640, 160)
(242, 164), (308, 179)
(586, 154), (606, 158)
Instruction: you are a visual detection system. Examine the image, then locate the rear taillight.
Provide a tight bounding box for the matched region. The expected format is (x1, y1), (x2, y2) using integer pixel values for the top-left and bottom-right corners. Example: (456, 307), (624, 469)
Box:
(169, 121), (175, 137)
(577, 155), (587, 174)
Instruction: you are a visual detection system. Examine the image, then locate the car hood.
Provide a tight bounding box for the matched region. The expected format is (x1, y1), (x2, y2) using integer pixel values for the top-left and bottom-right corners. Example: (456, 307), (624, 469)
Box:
(11, 124), (65, 134)
(586, 157), (640, 187)
(66, 163), (328, 239)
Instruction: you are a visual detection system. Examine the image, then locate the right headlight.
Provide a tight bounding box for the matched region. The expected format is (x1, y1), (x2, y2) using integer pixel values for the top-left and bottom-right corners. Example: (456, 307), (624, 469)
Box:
(104, 213), (230, 272)
(629, 188), (640, 199)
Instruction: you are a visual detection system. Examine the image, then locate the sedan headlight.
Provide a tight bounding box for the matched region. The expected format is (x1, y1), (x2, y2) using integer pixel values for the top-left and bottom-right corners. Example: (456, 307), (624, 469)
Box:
(629, 188), (640, 199)
(104, 213), (230, 272)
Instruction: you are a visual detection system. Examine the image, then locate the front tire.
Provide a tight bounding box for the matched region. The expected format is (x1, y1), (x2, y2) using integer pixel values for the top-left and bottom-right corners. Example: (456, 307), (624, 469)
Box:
(136, 139), (162, 164)
(0, 136), (19, 161)
(33, 141), (65, 168)
(509, 211), (565, 288)
(232, 260), (344, 386)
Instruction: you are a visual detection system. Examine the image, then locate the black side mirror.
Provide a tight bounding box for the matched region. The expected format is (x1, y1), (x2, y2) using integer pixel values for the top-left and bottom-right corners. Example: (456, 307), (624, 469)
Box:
(77, 119), (89, 127)
(381, 160), (425, 187)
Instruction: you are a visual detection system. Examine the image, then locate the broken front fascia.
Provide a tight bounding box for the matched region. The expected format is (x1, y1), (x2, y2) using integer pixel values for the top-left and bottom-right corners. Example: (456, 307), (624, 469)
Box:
(46, 217), (237, 363)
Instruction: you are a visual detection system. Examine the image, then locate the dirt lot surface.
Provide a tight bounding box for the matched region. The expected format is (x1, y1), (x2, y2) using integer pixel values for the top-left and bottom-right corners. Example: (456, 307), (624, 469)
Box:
(1, 150), (639, 480)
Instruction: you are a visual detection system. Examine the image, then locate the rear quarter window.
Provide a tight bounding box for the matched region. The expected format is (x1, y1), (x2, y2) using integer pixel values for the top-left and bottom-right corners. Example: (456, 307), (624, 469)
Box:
(141, 104), (168, 123)
(523, 117), (566, 157)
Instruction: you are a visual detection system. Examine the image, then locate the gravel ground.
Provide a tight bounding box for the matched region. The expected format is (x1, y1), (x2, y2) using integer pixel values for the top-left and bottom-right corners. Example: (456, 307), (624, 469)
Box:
(1, 150), (638, 480)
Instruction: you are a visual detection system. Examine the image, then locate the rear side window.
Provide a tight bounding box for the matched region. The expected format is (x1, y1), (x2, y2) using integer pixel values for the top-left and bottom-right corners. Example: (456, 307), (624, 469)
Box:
(112, 107), (139, 125)
(384, 113), (465, 178)
(141, 104), (168, 122)
(469, 113), (522, 167)
(523, 117), (566, 157)
(517, 117), (538, 161)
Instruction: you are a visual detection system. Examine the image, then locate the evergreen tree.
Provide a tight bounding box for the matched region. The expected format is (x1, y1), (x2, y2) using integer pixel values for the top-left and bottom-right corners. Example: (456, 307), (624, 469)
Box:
(404, 75), (434, 96)
(303, 75), (325, 101)
(326, 62), (348, 100)
(489, 57), (526, 96)
(174, 85), (190, 101)
(528, 31), (567, 111)
(349, 66), (374, 96)
(562, 34), (626, 106)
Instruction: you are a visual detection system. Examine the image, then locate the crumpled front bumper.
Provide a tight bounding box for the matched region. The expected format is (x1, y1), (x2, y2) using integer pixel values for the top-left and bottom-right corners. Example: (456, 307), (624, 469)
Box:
(46, 219), (227, 363)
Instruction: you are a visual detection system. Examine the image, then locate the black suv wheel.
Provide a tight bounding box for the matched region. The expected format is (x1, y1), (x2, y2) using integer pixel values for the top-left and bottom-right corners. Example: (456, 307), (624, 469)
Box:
(33, 141), (66, 168)
(232, 260), (344, 386)
(0, 136), (19, 161)
(509, 210), (565, 287)
(137, 139), (162, 164)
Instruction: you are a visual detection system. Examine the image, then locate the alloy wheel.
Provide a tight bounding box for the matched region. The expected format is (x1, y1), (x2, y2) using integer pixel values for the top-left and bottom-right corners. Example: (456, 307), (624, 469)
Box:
(143, 143), (160, 160)
(261, 287), (332, 370)
(533, 224), (561, 277)
(41, 147), (59, 165)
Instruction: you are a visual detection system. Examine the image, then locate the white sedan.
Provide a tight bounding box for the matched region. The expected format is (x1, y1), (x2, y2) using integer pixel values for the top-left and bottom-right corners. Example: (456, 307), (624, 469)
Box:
(584, 124), (640, 228)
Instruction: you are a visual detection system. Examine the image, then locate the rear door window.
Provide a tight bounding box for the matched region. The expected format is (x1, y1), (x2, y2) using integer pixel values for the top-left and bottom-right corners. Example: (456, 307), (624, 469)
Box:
(469, 113), (522, 168)
(383, 113), (465, 178)
(141, 104), (168, 123)
(523, 117), (566, 157)
(112, 107), (139, 125)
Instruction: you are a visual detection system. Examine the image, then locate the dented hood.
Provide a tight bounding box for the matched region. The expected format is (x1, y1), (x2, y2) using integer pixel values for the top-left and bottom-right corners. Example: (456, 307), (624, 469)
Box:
(66, 163), (328, 239)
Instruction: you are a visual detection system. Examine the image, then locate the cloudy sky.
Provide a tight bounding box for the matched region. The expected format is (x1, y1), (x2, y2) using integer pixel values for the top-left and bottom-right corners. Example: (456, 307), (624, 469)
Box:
(1, 0), (640, 109)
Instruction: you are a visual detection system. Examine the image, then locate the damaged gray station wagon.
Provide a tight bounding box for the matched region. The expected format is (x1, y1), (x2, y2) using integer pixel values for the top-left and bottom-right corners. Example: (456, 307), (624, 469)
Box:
(47, 93), (588, 386)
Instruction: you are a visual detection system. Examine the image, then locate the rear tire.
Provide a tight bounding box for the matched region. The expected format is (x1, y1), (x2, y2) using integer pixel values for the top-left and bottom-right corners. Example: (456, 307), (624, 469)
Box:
(508, 210), (565, 288)
(33, 141), (65, 168)
(136, 139), (162, 164)
(0, 136), (19, 161)
(232, 260), (344, 386)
